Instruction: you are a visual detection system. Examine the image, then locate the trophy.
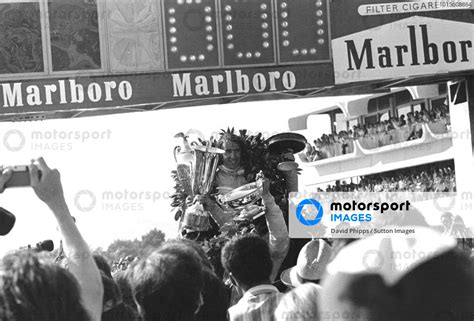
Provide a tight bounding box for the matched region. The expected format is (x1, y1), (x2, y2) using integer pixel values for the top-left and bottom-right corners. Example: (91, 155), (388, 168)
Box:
(219, 171), (266, 222)
(174, 136), (224, 232)
(266, 133), (307, 171)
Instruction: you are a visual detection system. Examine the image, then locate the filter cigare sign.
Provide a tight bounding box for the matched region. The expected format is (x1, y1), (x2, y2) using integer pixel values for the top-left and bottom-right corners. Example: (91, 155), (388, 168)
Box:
(332, 15), (474, 84)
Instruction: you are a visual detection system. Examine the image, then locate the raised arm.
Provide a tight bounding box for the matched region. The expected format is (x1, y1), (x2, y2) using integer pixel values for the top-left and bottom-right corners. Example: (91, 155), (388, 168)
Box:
(29, 157), (103, 321)
(260, 178), (290, 282)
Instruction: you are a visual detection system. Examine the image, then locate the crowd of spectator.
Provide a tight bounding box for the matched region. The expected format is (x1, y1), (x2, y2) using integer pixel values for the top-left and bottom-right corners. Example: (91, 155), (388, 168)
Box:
(0, 158), (472, 321)
(321, 161), (456, 193)
(303, 104), (451, 161)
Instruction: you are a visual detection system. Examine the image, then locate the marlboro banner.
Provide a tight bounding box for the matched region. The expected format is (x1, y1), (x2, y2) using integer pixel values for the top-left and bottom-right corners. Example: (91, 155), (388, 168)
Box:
(331, 0), (474, 84)
(0, 64), (334, 116)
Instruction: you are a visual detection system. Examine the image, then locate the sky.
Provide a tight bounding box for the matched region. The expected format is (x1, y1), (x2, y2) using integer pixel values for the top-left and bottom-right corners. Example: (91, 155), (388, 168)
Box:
(0, 96), (356, 256)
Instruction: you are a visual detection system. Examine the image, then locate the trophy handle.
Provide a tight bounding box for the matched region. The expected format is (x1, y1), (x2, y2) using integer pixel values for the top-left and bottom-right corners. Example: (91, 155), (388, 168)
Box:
(173, 146), (181, 163)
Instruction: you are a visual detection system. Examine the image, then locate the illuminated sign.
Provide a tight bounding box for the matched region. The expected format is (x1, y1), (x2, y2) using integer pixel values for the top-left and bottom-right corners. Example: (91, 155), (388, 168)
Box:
(332, 16), (474, 84)
(163, 0), (220, 70)
(220, 0), (276, 66)
(160, 0), (331, 70)
(275, 0), (331, 64)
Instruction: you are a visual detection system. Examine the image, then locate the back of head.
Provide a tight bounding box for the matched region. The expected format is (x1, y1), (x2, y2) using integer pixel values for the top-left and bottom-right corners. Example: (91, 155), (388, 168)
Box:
(221, 234), (273, 289)
(100, 272), (139, 321)
(161, 239), (213, 271)
(127, 248), (204, 321)
(114, 270), (136, 312)
(195, 268), (230, 321)
(274, 283), (321, 321)
(0, 251), (91, 321)
(93, 254), (113, 278)
(159, 240), (229, 321)
(320, 228), (474, 321)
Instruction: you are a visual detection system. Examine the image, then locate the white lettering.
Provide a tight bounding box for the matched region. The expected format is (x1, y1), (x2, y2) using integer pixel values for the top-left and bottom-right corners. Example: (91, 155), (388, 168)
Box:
(26, 85), (42, 106)
(268, 71), (281, 91)
(172, 73), (192, 97)
(211, 75), (224, 94)
(235, 70), (250, 93)
(69, 80), (84, 104)
(44, 84), (57, 105)
(252, 73), (266, 92)
(103, 81), (117, 101)
(88, 83), (102, 102)
(2, 83), (23, 107)
(195, 76), (210, 95)
(118, 81), (132, 100)
(282, 71), (296, 89)
(58, 80), (67, 104)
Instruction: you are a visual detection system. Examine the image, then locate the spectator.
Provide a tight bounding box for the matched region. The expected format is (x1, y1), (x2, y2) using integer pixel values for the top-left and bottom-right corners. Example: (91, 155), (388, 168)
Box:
(160, 240), (229, 321)
(450, 215), (473, 255)
(303, 107), (451, 162)
(322, 162), (455, 193)
(222, 234), (283, 321)
(274, 283), (321, 321)
(440, 212), (454, 235)
(0, 158), (103, 321)
(94, 254), (113, 278)
(100, 272), (137, 321)
(280, 239), (331, 289)
(126, 247), (204, 321)
(320, 227), (474, 321)
(0, 252), (92, 321)
(113, 271), (137, 315)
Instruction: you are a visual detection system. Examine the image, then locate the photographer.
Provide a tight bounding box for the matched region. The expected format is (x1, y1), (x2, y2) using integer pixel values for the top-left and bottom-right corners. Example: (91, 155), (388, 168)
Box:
(0, 158), (103, 321)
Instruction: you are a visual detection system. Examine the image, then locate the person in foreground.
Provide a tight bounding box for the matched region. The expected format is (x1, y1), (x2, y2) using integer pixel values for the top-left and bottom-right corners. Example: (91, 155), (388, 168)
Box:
(222, 234), (284, 321)
(126, 245), (204, 321)
(319, 227), (474, 321)
(0, 158), (103, 321)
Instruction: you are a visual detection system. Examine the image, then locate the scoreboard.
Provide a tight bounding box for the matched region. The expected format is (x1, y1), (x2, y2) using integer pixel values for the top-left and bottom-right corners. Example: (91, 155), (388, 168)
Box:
(0, 0), (331, 78)
(162, 0), (330, 70)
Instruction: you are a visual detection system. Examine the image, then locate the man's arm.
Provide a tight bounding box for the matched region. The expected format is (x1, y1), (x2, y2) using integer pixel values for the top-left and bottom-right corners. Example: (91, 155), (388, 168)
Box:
(260, 179), (290, 282)
(29, 158), (103, 321)
(202, 195), (233, 227)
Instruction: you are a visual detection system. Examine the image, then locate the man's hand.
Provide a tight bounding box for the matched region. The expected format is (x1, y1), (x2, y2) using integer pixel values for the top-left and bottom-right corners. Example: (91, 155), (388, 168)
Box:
(201, 195), (216, 210)
(0, 166), (12, 193)
(29, 157), (66, 208)
(258, 177), (271, 197)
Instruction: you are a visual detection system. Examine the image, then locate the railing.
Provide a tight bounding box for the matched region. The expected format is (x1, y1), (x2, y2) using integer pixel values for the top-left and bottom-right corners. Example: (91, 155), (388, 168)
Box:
(300, 122), (452, 165)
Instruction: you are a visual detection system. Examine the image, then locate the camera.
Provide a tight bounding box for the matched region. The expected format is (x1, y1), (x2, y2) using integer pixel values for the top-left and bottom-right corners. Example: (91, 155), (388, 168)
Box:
(3, 165), (42, 188)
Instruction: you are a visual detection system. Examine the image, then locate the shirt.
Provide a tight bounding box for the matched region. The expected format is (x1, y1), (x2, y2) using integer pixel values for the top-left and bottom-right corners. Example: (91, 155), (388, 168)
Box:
(228, 285), (283, 321)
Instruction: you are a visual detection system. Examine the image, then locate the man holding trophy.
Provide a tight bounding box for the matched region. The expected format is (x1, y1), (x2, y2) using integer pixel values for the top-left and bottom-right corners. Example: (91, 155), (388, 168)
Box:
(174, 131), (291, 283)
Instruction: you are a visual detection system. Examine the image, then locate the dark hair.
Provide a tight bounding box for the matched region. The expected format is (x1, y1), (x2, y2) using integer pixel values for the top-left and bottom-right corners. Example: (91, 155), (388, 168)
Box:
(221, 234), (273, 288)
(127, 248), (203, 321)
(159, 241), (229, 321)
(0, 252), (91, 321)
(94, 254), (113, 278)
(100, 271), (135, 321)
(196, 268), (229, 321)
(114, 271), (136, 313)
(216, 133), (242, 150)
(163, 239), (213, 271)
